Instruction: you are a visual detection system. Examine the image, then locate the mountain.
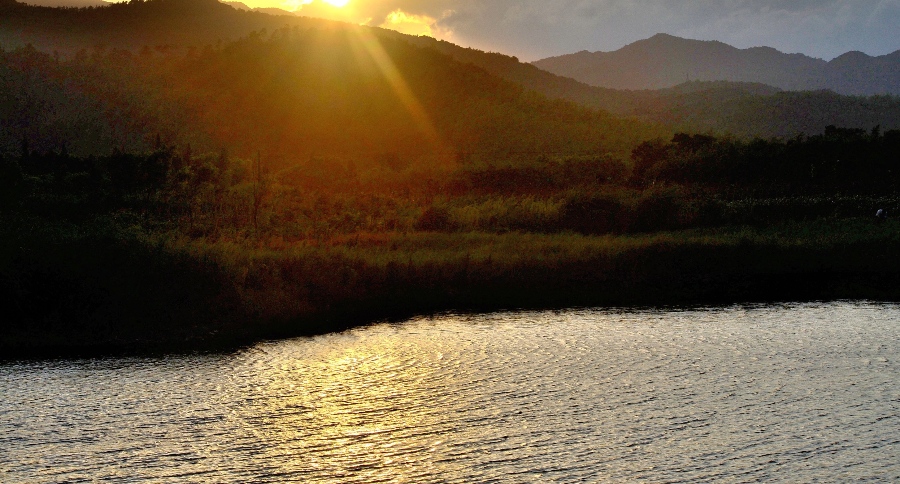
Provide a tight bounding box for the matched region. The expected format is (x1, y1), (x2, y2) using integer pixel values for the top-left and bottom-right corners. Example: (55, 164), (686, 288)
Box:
(397, 35), (900, 137)
(0, 0), (326, 54)
(0, 0), (660, 161)
(222, 1), (296, 17)
(16, 0), (109, 6)
(2, 0), (899, 147)
(532, 33), (900, 96)
(629, 82), (900, 138)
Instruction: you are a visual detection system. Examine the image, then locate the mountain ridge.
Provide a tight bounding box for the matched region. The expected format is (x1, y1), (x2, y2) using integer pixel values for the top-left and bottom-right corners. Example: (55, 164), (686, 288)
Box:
(0, 0), (661, 160)
(400, 33), (900, 138)
(533, 33), (900, 96)
(2, 0), (900, 142)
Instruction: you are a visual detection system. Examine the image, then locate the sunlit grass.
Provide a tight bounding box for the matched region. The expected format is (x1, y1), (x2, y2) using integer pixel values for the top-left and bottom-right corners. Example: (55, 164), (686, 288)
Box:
(164, 218), (900, 289)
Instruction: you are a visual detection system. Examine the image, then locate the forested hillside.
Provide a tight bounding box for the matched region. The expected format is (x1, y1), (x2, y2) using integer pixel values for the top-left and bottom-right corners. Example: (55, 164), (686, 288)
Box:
(4, 0), (900, 141)
(400, 36), (900, 139)
(0, 22), (662, 164)
(629, 82), (900, 138)
(0, 0), (324, 52)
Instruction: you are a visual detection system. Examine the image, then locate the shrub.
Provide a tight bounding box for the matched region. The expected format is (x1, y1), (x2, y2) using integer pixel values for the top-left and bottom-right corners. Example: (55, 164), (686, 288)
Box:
(414, 205), (454, 231)
(559, 192), (630, 234)
(632, 187), (688, 232)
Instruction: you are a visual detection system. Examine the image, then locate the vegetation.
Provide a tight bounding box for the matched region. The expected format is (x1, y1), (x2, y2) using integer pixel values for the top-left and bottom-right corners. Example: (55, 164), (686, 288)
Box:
(0, 28), (661, 159)
(4, 123), (900, 357)
(408, 35), (900, 139)
(2, 0), (900, 357)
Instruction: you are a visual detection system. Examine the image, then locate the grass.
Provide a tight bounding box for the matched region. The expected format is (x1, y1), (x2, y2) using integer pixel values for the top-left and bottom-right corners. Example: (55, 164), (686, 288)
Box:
(4, 216), (900, 358)
(6, 143), (900, 358)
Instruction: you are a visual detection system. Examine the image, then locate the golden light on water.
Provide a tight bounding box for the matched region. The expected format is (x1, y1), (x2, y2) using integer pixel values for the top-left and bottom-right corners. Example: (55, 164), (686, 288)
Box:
(239, 333), (456, 481)
(7, 307), (900, 481)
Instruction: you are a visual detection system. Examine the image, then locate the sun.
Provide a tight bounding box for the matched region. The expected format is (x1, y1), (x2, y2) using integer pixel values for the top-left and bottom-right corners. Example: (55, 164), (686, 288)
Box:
(322, 0), (349, 7)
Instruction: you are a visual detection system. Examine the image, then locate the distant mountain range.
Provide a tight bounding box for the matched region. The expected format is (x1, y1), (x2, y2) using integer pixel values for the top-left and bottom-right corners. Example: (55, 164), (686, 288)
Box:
(403, 35), (900, 138)
(533, 33), (900, 96)
(221, 1), (297, 17)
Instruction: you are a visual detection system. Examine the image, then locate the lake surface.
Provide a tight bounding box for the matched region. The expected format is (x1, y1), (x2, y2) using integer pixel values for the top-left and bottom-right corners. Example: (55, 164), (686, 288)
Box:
(2, 302), (899, 482)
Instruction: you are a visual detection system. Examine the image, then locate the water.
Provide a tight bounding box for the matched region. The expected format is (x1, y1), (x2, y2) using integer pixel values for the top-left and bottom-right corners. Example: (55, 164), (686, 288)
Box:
(2, 302), (899, 483)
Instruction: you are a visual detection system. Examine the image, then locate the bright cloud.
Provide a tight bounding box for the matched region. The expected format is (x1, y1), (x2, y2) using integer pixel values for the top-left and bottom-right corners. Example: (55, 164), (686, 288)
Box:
(381, 10), (435, 37)
(378, 9), (454, 39)
(300, 0), (899, 61)
(48, 0), (900, 61)
(415, 0), (900, 60)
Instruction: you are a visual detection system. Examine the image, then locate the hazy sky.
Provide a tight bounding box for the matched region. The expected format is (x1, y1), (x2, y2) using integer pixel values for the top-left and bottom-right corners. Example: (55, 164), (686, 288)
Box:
(32, 0), (900, 61)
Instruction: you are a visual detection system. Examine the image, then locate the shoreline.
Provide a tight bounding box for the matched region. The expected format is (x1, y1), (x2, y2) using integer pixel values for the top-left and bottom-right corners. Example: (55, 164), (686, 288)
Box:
(4, 265), (899, 361)
(4, 219), (900, 360)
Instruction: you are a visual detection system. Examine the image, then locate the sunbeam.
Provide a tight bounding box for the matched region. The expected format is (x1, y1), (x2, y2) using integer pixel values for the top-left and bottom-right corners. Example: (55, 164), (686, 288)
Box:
(346, 26), (444, 150)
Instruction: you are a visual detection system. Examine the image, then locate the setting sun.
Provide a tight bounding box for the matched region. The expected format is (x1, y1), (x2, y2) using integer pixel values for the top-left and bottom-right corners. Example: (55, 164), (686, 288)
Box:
(321, 0), (348, 7)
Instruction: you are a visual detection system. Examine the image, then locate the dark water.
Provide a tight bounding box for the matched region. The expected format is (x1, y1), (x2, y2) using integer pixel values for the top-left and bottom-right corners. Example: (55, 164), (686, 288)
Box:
(2, 302), (899, 482)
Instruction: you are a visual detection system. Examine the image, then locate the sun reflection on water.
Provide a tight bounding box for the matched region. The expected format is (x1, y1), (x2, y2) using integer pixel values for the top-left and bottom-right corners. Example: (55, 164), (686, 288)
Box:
(4, 305), (900, 482)
(233, 329), (460, 481)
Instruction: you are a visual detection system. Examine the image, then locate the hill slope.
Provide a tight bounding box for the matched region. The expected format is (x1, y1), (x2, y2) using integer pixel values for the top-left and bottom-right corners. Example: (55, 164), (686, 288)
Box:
(0, 0), (661, 160)
(3, 0), (900, 145)
(0, 0), (330, 52)
(399, 35), (900, 138)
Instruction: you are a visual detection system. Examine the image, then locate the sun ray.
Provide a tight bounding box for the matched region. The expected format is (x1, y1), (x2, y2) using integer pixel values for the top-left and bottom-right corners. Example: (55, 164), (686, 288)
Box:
(346, 26), (444, 150)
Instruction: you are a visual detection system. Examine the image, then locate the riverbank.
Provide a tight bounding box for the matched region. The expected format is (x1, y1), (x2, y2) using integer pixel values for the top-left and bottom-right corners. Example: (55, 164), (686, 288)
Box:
(3, 217), (900, 359)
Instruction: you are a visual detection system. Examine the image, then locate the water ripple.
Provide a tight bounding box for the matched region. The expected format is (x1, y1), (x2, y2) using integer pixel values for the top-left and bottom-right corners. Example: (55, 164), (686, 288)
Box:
(2, 302), (900, 482)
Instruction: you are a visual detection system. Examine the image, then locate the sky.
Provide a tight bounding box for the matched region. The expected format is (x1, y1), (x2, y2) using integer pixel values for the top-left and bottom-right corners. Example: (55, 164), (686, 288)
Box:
(29, 0), (900, 61)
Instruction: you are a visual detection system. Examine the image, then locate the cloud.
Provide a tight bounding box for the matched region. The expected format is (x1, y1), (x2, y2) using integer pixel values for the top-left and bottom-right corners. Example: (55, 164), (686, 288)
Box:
(93, 0), (900, 60)
(397, 0), (898, 60)
(379, 9), (455, 38)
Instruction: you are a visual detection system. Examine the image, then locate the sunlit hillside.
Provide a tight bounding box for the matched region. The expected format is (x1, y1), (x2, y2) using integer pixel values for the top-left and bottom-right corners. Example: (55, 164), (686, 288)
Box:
(0, 0), (322, 52)
(3, 0), (899, 144)
(1, 0), (663, 164)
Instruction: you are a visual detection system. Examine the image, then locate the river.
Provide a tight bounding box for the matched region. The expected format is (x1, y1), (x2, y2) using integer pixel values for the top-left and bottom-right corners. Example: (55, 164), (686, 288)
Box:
(2, 302), (899, 482)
